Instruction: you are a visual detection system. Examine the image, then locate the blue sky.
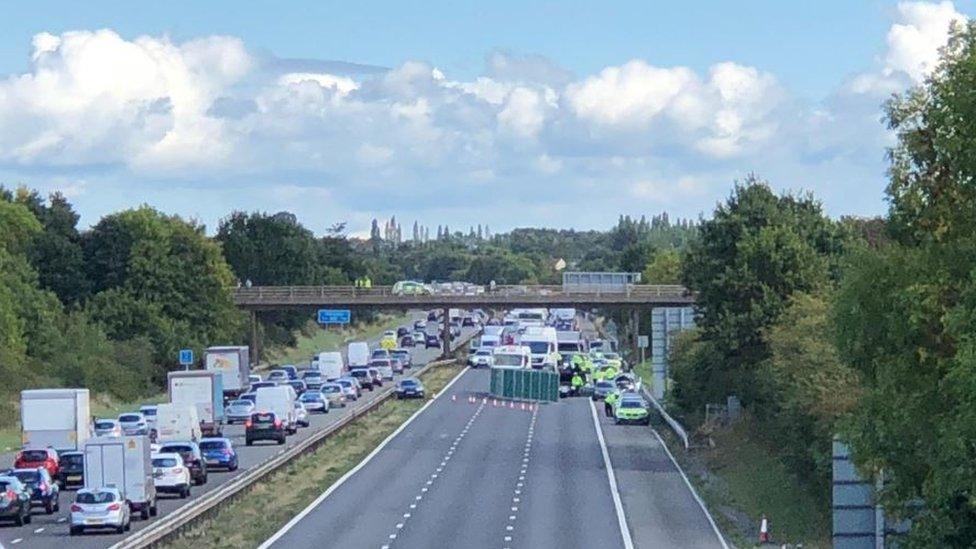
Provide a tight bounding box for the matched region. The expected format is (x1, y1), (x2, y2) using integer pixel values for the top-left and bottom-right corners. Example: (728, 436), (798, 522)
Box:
(0, 1), (972, 235)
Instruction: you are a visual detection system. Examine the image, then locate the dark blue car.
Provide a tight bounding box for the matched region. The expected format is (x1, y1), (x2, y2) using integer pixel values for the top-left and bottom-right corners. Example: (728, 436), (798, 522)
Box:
(199, 438), (238, 471)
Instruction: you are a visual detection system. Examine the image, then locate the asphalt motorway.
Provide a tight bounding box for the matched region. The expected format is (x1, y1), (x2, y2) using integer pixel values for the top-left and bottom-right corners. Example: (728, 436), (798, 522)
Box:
(263, 367), (727, 549)
(0, 321), (476, 549)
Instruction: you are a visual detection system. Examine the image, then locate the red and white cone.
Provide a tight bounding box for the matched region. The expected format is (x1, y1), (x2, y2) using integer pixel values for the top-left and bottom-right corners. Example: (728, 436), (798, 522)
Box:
(759, 515), (769, 544)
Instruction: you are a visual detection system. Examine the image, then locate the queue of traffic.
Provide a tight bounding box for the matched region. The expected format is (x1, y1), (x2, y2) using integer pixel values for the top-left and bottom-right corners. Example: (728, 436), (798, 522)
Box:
(0, 322), (451, 538)
(467, 307), (652, 424)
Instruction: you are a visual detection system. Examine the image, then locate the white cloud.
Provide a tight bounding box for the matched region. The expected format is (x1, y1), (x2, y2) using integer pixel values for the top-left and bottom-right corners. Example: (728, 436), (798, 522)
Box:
(885, 1), (964, 81)
(0, 2), (968, 234)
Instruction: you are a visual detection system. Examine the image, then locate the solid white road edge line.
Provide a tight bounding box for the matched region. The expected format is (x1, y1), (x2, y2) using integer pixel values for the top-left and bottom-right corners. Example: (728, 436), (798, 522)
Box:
(257, 365), (472, 549)
(650, 428), (730, 549)
(589, 399), (635, 549)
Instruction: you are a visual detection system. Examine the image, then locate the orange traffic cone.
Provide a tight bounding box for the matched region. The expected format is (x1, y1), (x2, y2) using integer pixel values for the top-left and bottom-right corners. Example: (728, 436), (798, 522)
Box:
(759, 515), (769, 544)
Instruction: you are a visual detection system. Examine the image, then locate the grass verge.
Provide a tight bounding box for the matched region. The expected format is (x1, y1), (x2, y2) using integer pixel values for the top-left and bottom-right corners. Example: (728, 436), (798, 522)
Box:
(163, 363), (463, 549)
(656, 416), (830, 548)
(263, 313), (411, 367)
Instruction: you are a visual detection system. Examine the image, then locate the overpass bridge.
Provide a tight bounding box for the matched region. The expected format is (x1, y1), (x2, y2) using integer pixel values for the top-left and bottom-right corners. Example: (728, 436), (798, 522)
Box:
(232, 284), (694, 310)
(234, 284), (694, 363)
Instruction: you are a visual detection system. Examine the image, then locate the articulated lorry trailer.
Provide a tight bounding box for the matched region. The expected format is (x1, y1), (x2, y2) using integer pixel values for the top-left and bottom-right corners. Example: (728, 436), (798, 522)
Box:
(168, 370), (225, 436)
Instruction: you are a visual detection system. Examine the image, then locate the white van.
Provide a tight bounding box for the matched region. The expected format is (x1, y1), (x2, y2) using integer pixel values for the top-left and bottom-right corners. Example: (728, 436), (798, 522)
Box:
(480, 334), (501, 349)
(519, 326), (559, 369)
(316, 352), (344, 381)
(347, 342), (370, 368)
(154, 403), (202, 442)
(255, 386), (297, 434)
(492, 346), (532, 369)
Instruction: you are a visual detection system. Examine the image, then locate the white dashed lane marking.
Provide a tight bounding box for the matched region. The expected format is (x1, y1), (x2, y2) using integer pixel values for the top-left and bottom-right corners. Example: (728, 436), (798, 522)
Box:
(501, 404), (538, 548)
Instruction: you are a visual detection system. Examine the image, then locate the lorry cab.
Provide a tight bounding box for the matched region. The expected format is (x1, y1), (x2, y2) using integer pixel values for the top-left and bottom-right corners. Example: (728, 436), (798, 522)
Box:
(491, 346), (532, 369)
(519, 327), (559, 369)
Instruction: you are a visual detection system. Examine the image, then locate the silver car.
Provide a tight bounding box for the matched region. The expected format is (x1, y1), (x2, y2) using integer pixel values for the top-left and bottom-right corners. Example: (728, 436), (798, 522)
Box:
(320, 383), (347, 408)
(335, 378), (360, 401)
(93, 419), (121, 437)
(225, 399), (255, 424)
(69, 487), (131, 535)
(118, 412), (148, 436)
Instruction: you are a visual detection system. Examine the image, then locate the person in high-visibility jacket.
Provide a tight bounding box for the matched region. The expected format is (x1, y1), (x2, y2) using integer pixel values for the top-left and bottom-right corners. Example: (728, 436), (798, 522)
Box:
(364, 277), (372, 288)
(571, 373), (584, 396)
(604, 390), (618, 417)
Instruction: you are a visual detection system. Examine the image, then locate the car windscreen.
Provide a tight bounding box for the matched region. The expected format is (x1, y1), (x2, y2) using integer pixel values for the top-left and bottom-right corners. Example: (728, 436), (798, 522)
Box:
(152, 458), (177, 468)
(198, 440), (226, 451)
(20, 450), (48, 461)
(322, 385), (341, 393)
(596, 381), (615, 389)
(161, 445), (193, 454)
(525, 341), (549, 354)
(620, 400), (644, 408)
(77, 491), (116, 504)
(230, 400), (251, 407)
(399, 379), (417, 386)
(300, 393), (320, 401)
(119, 414), (141, 422)
(61, 454), (83, 466)
(11, 470), (38, 482)
(141, 408), (157, 416)
(94, 421), (115, 429)
(493, 354), (524, 367)
(252, 413), (276, 423)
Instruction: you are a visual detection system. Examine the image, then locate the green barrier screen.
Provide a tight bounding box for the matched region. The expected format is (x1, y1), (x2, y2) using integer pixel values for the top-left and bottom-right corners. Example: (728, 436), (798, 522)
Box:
(488, 368), (558, 402)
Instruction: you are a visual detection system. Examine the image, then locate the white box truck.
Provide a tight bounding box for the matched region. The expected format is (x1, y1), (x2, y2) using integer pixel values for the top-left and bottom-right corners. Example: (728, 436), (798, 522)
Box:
(316, 352), (344, 381)
(168, 371), (224, 437)
(20, 389), (91, 452)
(204, 346), (251, 398)
(347, 341), (370, 368)
(84, 436), (157, 519)
(255, 386), (297, 435)
(519, 326), (559, 369)
(154, 403), (201, 442)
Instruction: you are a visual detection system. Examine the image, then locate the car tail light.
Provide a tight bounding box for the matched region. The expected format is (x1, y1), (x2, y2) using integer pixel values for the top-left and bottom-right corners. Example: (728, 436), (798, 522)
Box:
(5, 490), (15, 500)
(273, 419), (282, 428)
(244, 420), (252, 428)
(70, 504), (83, 512)
(107, 503), (121, 511)
(222, 449), (233, 456)
(39, 481), (48, 492)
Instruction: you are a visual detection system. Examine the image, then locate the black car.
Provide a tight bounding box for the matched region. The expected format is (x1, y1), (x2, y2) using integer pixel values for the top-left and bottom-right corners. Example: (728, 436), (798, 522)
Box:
(0, 476), (31, 525)
(10, 468), (59, 514)
(462, 316), (475, 327)
(395, 378), (425, 399)
(427, 311), (437, 321)
(250, 381), (277, 391)
(287, 379), (308, 396)
(425, 333), (441, 349)
(396, 326), (410, 338)
(58, 451), (85, 488)
(245, 411), (286, 446)
(348, 368), (375, 390)
(281, 365), (299, 380)
(400, 334), (416, 347)
(158, 442), (208, 486)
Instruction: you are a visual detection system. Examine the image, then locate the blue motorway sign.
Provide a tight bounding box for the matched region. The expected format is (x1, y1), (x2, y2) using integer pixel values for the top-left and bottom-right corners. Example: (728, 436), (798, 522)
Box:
(317, 309), (351, 325)
(179, 348), (194, 366)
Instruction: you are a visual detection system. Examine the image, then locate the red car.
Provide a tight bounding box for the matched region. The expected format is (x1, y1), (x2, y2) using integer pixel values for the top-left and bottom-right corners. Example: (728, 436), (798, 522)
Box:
(14, 448), (59, 480)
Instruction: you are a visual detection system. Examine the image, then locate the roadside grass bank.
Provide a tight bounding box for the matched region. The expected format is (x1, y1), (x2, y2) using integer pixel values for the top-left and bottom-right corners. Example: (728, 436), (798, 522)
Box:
(262, 312), (411, 367)
(654, 415), (830, 548)
(0, 314), (410, 453)
(163, 363), (463, 549)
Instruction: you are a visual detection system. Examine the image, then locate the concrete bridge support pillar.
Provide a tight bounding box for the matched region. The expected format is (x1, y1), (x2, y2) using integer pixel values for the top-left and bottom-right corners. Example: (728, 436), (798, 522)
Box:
(250, 310), (260, 365)
(441, 306), (453, 359)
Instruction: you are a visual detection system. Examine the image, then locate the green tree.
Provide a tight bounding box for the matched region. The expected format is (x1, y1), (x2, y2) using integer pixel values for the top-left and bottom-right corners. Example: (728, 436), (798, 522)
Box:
(680, 179), (841, 407)
(642, 249), (682, 284)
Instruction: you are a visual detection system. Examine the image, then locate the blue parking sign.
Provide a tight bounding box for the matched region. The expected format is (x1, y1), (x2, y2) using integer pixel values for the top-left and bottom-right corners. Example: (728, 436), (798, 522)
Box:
(179, 349), (194, 366)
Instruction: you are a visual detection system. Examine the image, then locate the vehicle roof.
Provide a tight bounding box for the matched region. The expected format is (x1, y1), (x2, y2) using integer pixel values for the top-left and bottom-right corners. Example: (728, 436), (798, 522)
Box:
(159, 441), (199, 448)
(151, 452), (183, 461)
(77, 486), (122, 495)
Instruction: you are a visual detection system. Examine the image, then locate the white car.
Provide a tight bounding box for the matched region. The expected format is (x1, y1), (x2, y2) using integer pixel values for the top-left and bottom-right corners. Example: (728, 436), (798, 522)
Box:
(468, 348), (494, 368)
(69, 487), (131, 536)
(139, 405), (158, 430)
(299, 391), (329, 413)
(293, 401), (310, 428)
(151, 452), (191, 499)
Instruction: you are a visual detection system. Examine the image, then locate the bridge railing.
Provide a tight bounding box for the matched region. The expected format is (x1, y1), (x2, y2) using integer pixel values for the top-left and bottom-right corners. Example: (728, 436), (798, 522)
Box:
(232, 284), (691, 304)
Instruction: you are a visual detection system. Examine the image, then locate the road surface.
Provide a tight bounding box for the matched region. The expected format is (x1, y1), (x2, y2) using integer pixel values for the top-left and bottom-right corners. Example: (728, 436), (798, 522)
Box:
(262, 367), (726, 549)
